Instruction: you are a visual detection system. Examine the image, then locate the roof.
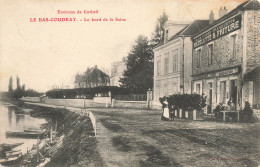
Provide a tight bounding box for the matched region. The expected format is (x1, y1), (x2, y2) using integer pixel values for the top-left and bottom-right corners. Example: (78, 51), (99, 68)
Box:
(169, 20), (209, 40)
(193, 0), (260, 38)
(153, 20), (209, 49)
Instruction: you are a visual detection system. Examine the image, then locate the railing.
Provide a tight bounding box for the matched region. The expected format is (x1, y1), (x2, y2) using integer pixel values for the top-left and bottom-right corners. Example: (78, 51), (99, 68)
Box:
(114, 94), (147, 101)
(88, 111), (97, 136)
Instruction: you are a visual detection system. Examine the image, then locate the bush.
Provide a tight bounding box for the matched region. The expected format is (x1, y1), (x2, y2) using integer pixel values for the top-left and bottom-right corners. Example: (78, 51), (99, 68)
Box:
(159, 93), (207, 111)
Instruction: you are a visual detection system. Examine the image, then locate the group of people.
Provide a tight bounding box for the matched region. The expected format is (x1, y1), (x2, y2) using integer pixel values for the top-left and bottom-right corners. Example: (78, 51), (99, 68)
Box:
(160, 100), (175, 121)
(213, 100), (253, 122)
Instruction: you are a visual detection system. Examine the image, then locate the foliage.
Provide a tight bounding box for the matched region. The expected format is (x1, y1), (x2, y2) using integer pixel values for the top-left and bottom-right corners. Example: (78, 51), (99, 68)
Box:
(119, 35), (154, 93)
(150, 11), (169, 47)
(8, 76), (13, 94)
(46, 86), (130, 99)
(74, 66), (110, 88)
(6, 75), (43, 98)
(159, 93), (207, 111)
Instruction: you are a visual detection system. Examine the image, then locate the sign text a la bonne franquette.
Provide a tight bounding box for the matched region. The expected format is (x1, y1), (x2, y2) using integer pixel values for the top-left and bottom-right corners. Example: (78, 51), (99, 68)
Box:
(193, 14), (242, 49)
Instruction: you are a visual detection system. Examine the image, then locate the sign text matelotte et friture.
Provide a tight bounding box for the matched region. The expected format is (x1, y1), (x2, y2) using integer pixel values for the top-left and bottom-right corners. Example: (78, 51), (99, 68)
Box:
(193, 14), (242, 49)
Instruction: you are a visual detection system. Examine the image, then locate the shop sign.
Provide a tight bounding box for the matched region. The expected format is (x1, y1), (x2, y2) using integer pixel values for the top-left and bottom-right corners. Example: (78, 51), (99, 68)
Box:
(193, 15), (242, 49)
(194, 67), (239, 80)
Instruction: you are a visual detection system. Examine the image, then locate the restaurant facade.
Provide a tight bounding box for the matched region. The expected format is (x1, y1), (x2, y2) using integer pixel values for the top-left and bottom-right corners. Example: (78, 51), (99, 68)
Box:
(191, 0), (260, 114)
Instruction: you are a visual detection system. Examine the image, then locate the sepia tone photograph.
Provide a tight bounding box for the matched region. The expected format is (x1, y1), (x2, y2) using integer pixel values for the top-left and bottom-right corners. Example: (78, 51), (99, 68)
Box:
(0, 0), (260, 166)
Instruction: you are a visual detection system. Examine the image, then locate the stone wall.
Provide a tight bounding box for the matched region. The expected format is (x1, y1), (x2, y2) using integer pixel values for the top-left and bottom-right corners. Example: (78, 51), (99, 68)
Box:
(44, 99), (106, 108)
(192, 18), (243, 76)
(20, 97), (41, 103)
(45, 99), (86, 108)
(246, 10), (260, 72)
(93, 97), (111, 105)
(112, 99), (148, 109)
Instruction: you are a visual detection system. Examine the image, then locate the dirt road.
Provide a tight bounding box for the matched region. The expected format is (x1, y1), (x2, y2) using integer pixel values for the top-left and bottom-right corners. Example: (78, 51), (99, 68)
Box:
(90, 108), (260, 167)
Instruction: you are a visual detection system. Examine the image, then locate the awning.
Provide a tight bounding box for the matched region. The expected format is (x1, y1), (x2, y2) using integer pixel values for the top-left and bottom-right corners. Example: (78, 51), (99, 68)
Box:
(244, 65), (260, 81)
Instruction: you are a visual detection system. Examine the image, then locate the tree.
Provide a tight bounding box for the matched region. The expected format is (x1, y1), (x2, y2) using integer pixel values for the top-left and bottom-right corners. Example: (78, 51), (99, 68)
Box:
(74, 73), (85, 88)
(16, 76), (21, 91)
(150, 11), (169, 46)
(13, 76), (23, 98)
(74, 66), (110, 88)
(8, 76), (13, 95)
(119, 35), (154, 93)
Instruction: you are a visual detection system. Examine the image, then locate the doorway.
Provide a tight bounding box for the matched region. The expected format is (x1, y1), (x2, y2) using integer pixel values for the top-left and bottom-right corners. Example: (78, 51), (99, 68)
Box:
(207, 82), (213, 114)
(230, 80), (237, 109)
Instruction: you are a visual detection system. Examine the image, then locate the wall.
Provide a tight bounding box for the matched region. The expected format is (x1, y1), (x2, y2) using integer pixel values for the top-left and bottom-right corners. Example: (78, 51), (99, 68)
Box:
(112, 99), (148, 109)
(93, 96), (111, 105)
(183, 37), (193, 94)
(192, 16), (243, 76)
(44, 99), (106, 108)
(20, 97), (41, 103)
(45, 99), (85, 107)
(246, 10), (260, 72)
(153, 39), (182, 101)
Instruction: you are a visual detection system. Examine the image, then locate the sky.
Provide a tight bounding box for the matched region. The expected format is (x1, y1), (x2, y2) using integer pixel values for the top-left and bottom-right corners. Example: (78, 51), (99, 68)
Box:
(0, 0), (245, 92)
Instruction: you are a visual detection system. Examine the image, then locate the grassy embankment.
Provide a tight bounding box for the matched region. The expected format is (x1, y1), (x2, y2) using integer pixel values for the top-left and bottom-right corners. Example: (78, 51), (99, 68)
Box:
(4, 100), (103, 167)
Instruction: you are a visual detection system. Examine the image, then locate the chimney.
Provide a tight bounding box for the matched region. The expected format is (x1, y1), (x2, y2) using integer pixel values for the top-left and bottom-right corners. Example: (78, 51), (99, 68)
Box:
(219, 6), (228, 18)
(209, 10), (214, 24)
(164, 29), (169, 43)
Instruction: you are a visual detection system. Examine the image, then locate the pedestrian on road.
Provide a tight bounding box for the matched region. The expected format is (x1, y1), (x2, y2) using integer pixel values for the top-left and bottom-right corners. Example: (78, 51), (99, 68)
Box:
(169, 105), (175, 121)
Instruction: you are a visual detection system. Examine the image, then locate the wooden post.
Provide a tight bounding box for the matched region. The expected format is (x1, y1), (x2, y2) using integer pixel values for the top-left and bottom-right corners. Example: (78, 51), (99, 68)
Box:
(185, 111), (188, 118)
(50, 126), (53, 144)
(193, 110), (196, 120)
(179, 109), (182, 118)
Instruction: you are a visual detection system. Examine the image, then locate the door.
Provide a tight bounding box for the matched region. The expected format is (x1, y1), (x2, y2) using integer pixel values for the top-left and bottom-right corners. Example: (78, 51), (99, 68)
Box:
(220, 81), (226, 104)
(207, 82), (213, 114)
(230, 80), (237, 109)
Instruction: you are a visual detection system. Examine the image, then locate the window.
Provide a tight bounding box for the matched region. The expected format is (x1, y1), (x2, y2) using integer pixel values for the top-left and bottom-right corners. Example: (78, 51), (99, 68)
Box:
(220, 81), (226, 103)
(157, 56), (161, 76)
(197, 49), (201, 68)
(208, 44), (213, 65)
(173, 49), (178, 72)
(164, 53), (169, 74)
(196, 84), (201, 94)
(231, 34), (237, 59)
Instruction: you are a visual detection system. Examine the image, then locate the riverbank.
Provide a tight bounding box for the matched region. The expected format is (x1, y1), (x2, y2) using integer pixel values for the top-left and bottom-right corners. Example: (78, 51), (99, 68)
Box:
(1, 100), (103, 167)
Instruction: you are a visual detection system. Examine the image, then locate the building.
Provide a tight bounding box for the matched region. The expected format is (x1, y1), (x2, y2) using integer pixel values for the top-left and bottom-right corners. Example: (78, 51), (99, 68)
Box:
(110, 61), (126, 86)
(153, 20), (209, 102)
(191, 0), (260, 114)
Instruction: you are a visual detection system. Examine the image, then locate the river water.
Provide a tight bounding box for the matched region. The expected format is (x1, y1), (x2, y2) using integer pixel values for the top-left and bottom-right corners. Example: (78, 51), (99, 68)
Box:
(0, 102), (47, 165)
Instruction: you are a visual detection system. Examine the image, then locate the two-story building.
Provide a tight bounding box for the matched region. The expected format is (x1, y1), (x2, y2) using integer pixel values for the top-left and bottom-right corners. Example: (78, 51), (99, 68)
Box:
(191, 0), (260, 114)
(153, 20), (209, 102)
(110, 61), (126, 87)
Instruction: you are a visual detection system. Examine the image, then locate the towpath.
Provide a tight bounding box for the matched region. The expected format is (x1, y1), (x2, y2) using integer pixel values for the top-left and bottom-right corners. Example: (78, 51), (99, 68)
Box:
(24, 102), (260, 167)
(89, 108), (260, 167)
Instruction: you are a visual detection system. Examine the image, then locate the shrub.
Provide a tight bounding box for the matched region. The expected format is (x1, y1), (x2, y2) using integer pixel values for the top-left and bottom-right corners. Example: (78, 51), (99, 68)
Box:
(159, 93), (207, 111)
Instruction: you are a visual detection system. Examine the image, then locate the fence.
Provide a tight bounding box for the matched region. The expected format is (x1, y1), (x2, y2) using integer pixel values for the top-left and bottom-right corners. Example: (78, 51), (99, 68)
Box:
(114, 94), (147, 101)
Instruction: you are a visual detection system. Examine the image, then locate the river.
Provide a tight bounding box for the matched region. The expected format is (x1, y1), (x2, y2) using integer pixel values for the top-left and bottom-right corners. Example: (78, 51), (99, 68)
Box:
(0, 102), (47, 166)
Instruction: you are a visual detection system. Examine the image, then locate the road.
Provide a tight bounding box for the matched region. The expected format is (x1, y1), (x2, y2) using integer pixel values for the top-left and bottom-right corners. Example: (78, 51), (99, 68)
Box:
(89, 108), (260, 167)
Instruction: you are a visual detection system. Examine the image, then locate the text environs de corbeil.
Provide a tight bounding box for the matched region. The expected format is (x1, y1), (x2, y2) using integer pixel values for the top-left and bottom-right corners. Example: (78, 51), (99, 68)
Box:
(57, 10), (98, 14)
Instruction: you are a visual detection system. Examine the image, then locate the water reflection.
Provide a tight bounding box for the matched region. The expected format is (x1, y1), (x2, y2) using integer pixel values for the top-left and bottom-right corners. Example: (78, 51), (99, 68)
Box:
(0, 102), (47, 159)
